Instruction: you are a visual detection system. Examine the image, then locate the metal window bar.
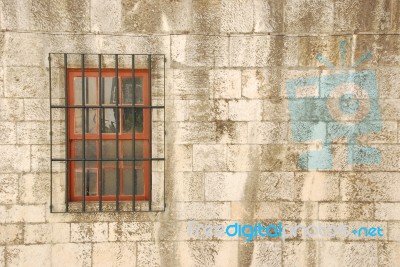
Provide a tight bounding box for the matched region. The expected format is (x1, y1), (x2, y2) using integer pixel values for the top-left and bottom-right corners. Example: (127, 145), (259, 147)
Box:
(132, 54), (136, 212)
(115, 55), (120, 211)
(148, 55), (152, 211)
(49, 53), (165, 213)
(81, 54), (86, 212)
(98, 55), (103, 211)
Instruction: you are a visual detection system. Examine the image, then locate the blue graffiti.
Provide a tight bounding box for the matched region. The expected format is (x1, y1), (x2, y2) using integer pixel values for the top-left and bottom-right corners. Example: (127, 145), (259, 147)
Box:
(286, 41), (381, 170)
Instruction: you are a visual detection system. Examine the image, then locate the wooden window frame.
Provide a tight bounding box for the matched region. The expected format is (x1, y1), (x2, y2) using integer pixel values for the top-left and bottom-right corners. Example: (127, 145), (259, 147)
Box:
(67, 68), (150, 202)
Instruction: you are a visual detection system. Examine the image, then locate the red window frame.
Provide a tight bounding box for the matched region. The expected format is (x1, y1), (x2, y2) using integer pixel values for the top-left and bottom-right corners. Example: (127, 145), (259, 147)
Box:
(67, 68), (150, 202)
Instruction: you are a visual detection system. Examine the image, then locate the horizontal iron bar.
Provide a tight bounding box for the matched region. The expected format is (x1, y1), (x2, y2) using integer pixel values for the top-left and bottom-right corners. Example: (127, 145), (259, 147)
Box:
(50, 105), (165, 109)
(49, 53), (165, 56)
(51, 158), (165, 161)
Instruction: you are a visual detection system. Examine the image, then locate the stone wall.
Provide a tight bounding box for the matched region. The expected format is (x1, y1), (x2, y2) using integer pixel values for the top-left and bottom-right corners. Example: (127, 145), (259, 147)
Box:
(0, 0), (399, 266)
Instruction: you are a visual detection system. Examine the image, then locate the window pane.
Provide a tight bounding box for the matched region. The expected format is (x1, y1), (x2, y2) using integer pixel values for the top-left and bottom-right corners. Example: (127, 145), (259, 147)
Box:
(102, 108), (118, 133)
(74, 109), (82, 133)
(102, 168), (117, 196)
(74, 108), (98, 134)
(122, 140), (144, 166)
(135, 109), (143, 133)
(74, 77), (97, 105)
(86, 169), (98, 196)
(122, 108), (143, 133)
(101, 77), (118, 105)
(74, 169), (98, 196)
(85, 108), (97, 133)
(102, 140), (117, 166)
(73, 141), (97, 167)
(122, 169), (144, 195)
(74, 170), (83, 197)
(122, 77), (143, 104)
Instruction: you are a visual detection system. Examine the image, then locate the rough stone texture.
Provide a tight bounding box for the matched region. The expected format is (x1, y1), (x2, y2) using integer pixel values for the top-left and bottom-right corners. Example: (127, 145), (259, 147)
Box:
(0, 0), (399, 266)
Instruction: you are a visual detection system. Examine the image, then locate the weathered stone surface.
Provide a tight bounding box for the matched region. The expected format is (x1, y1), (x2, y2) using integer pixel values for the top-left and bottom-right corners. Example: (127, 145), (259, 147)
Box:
(0, 224), (23, 245)
(91, 0), (122, 33)
(51, 243), (91, 267)
(193, 144), (227, 171)
(378, 242), (400, 267)
(0, 173), (18, 204)
(122, 0), (192, 33)
(284, 0), (334, 33)
(0, 145), (30, 172)
(174, 202), (230, 220)
(109, 222), (153, 241)
(248, 122), (288, 144)
(70, 223), (108, 243)
(282, 241), (317, 267)
(295, 171), (340, 201)
(205, 172), (247, 201)
(319, 202), (374, 220)
(4, 67), (49, 98)
(171, 35), (229, 67)
(93, 242), (136, 267)
(254, 0), (284, 32)
(318, 242), (378, 267)
(7, 245), (51, 267)
(334, 0), (391, 32)
(227, 145), (261, 171)
(341, 172), (400, 201)
(172, 172), (204, 201)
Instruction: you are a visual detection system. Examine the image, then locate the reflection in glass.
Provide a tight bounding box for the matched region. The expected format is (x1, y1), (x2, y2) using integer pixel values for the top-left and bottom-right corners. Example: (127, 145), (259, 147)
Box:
(122, 77), (143, 104)
(101, 77), (118, 105)
(74, 77), (97, 105)
(122, 108), (143, 133)
(102, 108), (117, 133)
(74, 108), (97, 134)
(86, 108), (97, 133)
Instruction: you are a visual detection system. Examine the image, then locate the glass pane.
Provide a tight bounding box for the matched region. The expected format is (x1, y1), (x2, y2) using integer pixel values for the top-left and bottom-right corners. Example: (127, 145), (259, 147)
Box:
(75, 170), (83, 196)
(135, 109), (143, 133)
(102, 140), (117, 166)
(74, 109), (82, 133)
(102, 108), (118, 133)
(121, 140), (143, 166)
(74, 169), (98, 196)
(74, 108), (98, 134)
(74, 77), (97, 105)
(102, 168), (117, 196)
(86, 169), (98, 196)
(102, 77), (118, 105)
(122, 108), (134, 133)
(73, 141), (97, 167)
(122, 169), (144, 195)
(122, 108), (143, 133)
(85, 108), (97, 133)
(122, 77), (143, 104)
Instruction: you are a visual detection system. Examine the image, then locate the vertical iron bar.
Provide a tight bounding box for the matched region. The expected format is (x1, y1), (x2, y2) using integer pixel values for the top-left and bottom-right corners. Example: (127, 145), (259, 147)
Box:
(148, 55), (152, 211)
(98, 55), (103, 211)
(163, 55), (166, 211)
(64, 54), (69, 212)
(81, 54), (86, 212)
(49, 54), (53, 212)
(132, 55), (136, 211)
(115, 55), (120, 211)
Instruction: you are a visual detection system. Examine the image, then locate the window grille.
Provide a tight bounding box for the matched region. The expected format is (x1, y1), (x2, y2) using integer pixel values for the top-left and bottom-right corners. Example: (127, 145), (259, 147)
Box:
(49, 53), (165, 213)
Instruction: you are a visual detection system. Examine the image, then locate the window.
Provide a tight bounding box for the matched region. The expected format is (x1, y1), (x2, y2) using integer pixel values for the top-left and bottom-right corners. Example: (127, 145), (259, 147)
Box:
(68, 69), (149, 202)
(50, 54), (165, 212)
